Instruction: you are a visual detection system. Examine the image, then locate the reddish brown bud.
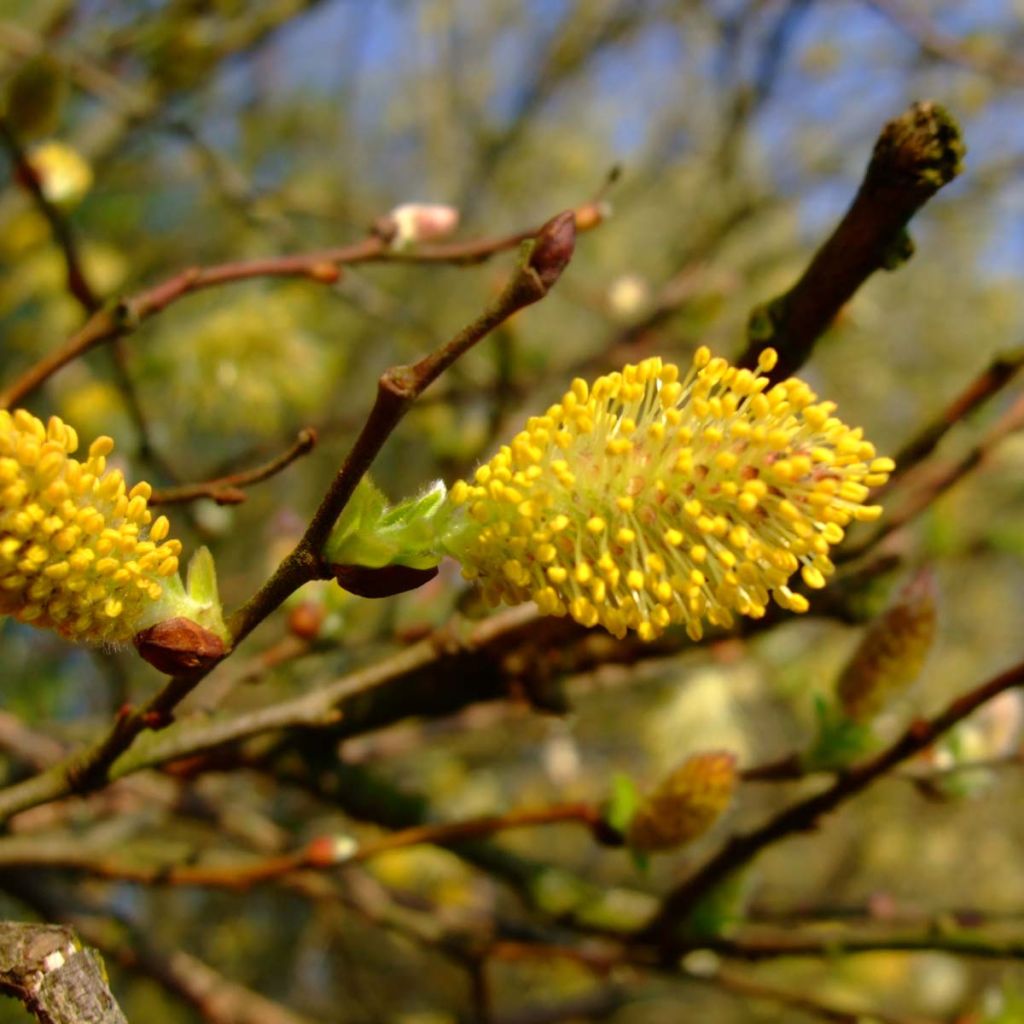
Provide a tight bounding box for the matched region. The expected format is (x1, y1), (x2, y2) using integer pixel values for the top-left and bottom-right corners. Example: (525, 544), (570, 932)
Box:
(573, 200), (610, 233)
(528, 210), (576, 290)
(288, 601), (325, 640)
(308, 262), (341, 283)
(331, 563), (439, 599)
(134, 617), (228, 675)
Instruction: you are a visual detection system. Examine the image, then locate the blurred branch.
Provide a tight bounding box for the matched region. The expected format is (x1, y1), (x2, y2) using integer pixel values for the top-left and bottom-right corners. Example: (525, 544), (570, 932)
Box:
(0, 802), (605, 887)
(0, 116), (100, 313)
(0, 920), (128, 1024)
(637, 653), (1024, 949)
(0, 214), (577, 826)
(706, 927), (1024, 961)
(844, 379), (1024, 560)
(0, 204), (598, 409)
(866, 0), (1024, 87)
(882, 346), (1024, 493)
(737, 100), (964, 380)
(150, 428), (317, 506)
(4, 877), (313, 1024)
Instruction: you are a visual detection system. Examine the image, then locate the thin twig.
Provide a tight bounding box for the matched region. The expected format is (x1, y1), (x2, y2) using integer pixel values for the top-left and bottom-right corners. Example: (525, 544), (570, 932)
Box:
(843, 385), (1024, 561)
(866, 0), (1024, 87)
(0, 207), (594, 409)
(0, 803), (601, 888)
(882, 346), (1024, 495)
(0, 214), (577, 825)
(150, 428), (317, 505)
(0, 116), (100, 313)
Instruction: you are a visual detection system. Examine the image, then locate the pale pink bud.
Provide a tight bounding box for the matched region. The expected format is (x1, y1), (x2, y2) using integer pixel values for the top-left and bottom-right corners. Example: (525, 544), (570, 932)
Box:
(387, 203), (460, 247)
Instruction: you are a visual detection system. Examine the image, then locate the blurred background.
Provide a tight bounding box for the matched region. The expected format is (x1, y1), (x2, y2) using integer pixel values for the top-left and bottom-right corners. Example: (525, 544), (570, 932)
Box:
(2, 1), (1024, 1021)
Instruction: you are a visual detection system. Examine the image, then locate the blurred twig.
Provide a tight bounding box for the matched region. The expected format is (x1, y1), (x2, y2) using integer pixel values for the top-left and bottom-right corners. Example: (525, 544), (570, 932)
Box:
(0, 205), (598, 409)
(737, 101), (964, 380)
(866, 0), (1024, 87)
(150, 428), (317, 506)
(882, 346), (1024, 494)
(0, 116), (99, 313)
(0, 214), (577, 826)
(845, 383), (1024, 560)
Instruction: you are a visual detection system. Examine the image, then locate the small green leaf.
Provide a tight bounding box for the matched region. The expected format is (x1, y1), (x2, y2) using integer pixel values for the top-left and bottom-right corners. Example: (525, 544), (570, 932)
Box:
(606, 773), (639, 833)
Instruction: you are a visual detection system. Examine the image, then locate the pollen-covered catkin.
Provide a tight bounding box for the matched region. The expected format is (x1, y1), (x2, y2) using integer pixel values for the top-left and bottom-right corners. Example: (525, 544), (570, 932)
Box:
(0, 409), (181, 645)
(441, 347), (891, 642)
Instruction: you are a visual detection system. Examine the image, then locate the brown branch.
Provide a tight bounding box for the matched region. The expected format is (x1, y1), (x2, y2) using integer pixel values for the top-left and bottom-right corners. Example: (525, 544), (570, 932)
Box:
(150, 428), (317, 506)
(0, 116), (100, 314)
(843, 383), (1024, 561)
(636, 654), (1024, 949)
(4, 877), (314, 1024)
(704, 927), (1024, 962)
(0, 205), (594, 409)
(736, 101), (964, 380)
(0, 214), (576, 826)
(0, 803), (601, 891)
(882, 346), (1024, 493)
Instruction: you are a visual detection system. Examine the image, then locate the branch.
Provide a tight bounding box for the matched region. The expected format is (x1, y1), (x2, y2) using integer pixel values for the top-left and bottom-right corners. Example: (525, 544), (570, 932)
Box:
(637, 654), (1024, 949)
(0, 920), (128, 1024)
(0, 214), (576, 825)
(0, 204), (594, 409)
(882, 346), (1024, 493)
(149, 428), (317, 506)
(4, 880), (313, 1024)
(0, 117), (100, 314)
(737, 101), (964, 380)
(866, 0), (1024, 87)
(0, 803), (604, 889)
(843, 380), (1024, 561)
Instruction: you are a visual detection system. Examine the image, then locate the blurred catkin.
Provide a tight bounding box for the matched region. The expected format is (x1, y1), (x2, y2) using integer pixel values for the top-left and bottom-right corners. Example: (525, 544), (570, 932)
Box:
(837, 568), (938, 722)
(627, 751), (738, 852)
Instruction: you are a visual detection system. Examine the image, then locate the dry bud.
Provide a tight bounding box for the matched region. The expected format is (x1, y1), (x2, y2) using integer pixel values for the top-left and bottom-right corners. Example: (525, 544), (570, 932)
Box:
(134, 617), (227, 675)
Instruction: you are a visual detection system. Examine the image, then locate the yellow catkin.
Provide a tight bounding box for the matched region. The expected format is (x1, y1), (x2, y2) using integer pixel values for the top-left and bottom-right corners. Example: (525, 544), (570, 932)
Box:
(0, 409), (181, 645)
(443, 348), (891, 642)
(627, 751), (738, 852)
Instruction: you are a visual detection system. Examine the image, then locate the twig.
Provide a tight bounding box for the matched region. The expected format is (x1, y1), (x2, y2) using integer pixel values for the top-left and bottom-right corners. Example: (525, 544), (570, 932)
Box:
(637, 654), (1024, 948)
(705, 928), (1024, 962)
(0, 116), (100, 314)
(736, 101), (963, 380)
(843, 384), (1024, 561)
(866, 0), (1024, 87)
(0, 207), (591, 409)
(150, 428), (317, 505)
(0, 214), (576, 825)
(881, 346), (1024, 494)
(0, 802), (602, 888)
(4, 877), (313, 1024)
